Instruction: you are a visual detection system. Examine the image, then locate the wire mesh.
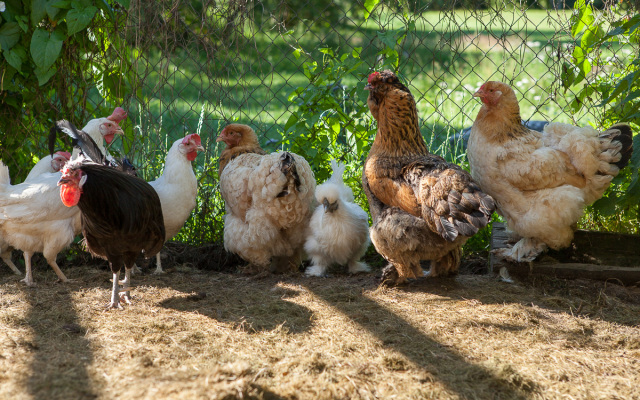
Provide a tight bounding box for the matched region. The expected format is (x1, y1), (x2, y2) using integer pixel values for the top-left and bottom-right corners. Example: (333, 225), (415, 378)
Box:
(1, 0), (636, 245)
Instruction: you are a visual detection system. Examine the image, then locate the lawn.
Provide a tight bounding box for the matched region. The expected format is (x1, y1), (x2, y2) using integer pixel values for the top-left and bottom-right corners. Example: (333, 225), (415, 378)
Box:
(0, 259), (638, 399)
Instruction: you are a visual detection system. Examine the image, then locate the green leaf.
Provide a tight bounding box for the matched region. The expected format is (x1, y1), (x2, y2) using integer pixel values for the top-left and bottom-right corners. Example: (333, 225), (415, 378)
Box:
(561, 61), (576, 89)
(592, 195), (618, 216)
(293, 48), (301, 59)
(0, 22), (21, 51)
(34, 64), (57, 85)
(50, 0), (72, 8)
(3, 45), (26, 71)
(604, 71), (637, 104)
(66, 5), (97, 36)
(364, 0), (380, 21)
(30, 28), (65, 70)
(31, 0), (48, 25)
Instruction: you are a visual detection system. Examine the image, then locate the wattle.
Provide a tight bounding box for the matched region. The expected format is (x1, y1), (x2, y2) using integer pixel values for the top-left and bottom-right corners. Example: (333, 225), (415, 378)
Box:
(186, 151), (198, 161)
(60, 185), (81, 207)
(104, 133), (115, 144)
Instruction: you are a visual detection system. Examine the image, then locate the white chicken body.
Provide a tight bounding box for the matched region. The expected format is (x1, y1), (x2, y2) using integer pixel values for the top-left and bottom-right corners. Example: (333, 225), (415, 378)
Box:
(0, 165), (80, 284)
(148, 135), (203, 273)
(221, 151), (315, 272)
(467, 126), (585, 252)
(304, 160), (370, 277)
(468, 81), (633, 262)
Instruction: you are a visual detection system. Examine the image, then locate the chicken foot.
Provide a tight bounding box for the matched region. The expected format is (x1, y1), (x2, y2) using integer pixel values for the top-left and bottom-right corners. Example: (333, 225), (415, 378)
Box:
(20, 252), (35, 286)
(494, 237), (547, 262)
(106, 272), (124, 310)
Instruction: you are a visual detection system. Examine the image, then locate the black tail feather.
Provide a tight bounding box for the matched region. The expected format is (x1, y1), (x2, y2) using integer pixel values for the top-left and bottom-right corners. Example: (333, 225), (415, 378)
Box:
(605, 123), (633, 170)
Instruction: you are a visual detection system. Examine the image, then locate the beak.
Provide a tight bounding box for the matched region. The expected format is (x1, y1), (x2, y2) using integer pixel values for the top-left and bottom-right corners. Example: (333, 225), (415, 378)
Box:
(57, 176), (69, 186)
(196, 144), (205, 152)
(472, 89), (483, 98)
(322, 199), (339, 213)
(364, 83), (372, 91)
(215, 134), (224, 142)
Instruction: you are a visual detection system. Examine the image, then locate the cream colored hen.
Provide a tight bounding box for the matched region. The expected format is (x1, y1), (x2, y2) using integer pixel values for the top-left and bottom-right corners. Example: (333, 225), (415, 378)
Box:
(468, 81), (633, 262)
(217, 124), (316, 273)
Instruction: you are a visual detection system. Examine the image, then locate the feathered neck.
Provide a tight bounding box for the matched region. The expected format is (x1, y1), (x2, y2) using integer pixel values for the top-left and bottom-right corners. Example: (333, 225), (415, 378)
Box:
(157, 139), (194, 183)
(473, 92), (526, 143)
(370, 87), (429, 157)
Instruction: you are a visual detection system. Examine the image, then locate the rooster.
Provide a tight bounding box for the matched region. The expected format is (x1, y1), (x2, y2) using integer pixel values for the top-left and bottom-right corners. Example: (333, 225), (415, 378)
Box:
(148, 134), (204, 273)
(58, 153), (165, 309)
(468, 81), (633, 262)
(304, 159), (370, 277)
(217, 124), (315, 273)
(363, 70), (495, 286)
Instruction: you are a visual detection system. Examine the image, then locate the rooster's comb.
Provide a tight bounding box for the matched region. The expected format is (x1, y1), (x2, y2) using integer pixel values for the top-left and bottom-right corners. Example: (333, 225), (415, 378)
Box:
(368, 72), (381, 84)
(107, 107), (128, 124)
(182, 133), (202, 145)
(53, 151), (72, 160)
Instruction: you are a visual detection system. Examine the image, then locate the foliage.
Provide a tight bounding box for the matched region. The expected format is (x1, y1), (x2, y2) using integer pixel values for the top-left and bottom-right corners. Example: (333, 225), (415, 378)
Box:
(282, 47), (374, 199)
(0, 0), (133, 180)
(561, 0), (640, 225)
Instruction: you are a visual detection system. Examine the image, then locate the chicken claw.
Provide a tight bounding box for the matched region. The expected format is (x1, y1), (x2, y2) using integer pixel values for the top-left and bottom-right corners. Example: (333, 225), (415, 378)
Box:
(493, 237), (547, 262)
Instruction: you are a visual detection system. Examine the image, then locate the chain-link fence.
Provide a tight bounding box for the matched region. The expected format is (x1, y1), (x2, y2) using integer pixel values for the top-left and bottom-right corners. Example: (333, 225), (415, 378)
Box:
(1, 0), (636, 245)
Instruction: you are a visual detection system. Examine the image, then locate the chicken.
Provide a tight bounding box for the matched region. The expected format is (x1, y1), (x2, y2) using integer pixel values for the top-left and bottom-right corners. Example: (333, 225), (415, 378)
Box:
(148, 134), (204, 273)
(0, 150), (70, 276)
(0, 113), (126, 285)
(468, 80), (633, 262)
(23, 151), (71, 183)
(0, 162), (80, 285)
(304, 159), (370, 277)
(52, 119), (136, 176)
(217, 124), (316, 273)
(58, 156), (165, 310)
(216, 123), (266, 175)
(363, 70), (495, 285)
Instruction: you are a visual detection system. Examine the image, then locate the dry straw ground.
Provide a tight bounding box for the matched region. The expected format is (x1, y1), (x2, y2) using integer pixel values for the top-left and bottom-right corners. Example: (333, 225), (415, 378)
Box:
(0, 248), (639, 400)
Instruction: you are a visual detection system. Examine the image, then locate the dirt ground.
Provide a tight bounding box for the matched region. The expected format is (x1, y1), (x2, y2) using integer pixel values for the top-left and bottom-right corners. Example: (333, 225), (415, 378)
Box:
(0, 245), (639, 400)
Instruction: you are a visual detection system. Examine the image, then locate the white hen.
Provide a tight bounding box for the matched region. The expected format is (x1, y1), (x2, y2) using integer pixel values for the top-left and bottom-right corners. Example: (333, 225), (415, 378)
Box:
(304, 160), (370, 277)
(0, 108), (127, 284)
(0, 163), (80, 285)
(148, 134), (204, 273)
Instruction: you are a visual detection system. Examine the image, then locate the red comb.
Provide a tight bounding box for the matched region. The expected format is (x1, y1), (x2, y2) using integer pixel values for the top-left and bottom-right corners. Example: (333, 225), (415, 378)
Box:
(54, 151), (72, 160)
(182, 133), (201, 145)
(368, 72), (380, 84)
(107, 107), (128, 124)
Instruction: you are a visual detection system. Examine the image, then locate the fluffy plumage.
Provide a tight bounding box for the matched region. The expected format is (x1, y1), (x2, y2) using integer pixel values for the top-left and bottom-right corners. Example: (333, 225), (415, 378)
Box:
(148, 134), (204, 273)
(363, 70), (495, 285)
(468, 81), (634, 261)
(304, 159), (370, 276)
(216, 123), (266, 175)
(58, 158), (165, 309)
(218, 124), (316, 273)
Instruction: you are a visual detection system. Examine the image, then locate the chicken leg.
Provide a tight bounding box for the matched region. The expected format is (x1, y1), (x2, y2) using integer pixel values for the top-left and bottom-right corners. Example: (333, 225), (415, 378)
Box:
(1, 248), (21, 275)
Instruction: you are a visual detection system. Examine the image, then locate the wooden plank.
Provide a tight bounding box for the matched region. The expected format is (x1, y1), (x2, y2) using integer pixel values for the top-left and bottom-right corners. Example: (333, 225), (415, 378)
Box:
(489, 223), (640, 285)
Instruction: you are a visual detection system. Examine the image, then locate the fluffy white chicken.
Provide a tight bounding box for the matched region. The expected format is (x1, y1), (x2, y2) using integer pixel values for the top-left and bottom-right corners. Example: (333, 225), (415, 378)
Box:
(148, 134), (204, 273)
(304, 160), (370, 277)
(218, 124), (316, 273)
(468, 81), (633, 262)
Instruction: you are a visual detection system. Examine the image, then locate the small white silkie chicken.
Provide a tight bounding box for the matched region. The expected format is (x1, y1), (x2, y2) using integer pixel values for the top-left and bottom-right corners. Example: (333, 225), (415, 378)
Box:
(304, 159), (371, 277)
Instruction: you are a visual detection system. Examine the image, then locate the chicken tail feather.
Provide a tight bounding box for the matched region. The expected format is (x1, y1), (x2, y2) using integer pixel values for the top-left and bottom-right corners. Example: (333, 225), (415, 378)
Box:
(276, 152), (301, 197)
(602, 123), (633, 171)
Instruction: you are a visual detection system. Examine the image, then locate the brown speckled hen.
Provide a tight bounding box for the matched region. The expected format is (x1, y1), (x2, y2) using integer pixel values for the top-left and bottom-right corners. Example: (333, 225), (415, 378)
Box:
(363, 70), (495, 285)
